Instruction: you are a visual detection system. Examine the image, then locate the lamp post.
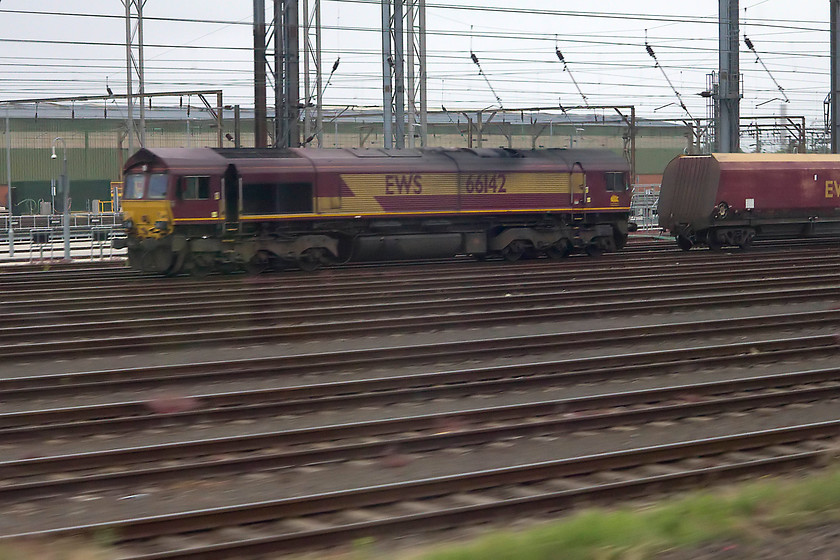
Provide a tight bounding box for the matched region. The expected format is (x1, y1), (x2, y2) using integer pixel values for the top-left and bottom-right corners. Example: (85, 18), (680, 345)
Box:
(5, 108), (12, 258)
(51, 137), (70, 261)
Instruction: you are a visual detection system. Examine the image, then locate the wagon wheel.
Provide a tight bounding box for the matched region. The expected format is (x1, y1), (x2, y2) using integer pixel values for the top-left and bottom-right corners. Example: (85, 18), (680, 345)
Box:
(738, 233), (753, 250)
(676, 235), (693, 252)
(298, 248), (324, 272)
(545, 239), (571, 260)
(501, 240), (525, 262)
(707, 233), (722, 252)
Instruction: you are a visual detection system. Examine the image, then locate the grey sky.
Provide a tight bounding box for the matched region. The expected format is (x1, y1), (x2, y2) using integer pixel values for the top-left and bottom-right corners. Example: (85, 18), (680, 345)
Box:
(0, 1), (831, 125)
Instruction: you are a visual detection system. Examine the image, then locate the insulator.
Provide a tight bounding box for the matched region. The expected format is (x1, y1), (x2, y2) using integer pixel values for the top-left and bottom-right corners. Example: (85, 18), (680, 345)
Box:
(470, 52), (479, 65)
(744, 36), (755, 51)
(645, 43), (655, 58)
(555, 49), (564, 62)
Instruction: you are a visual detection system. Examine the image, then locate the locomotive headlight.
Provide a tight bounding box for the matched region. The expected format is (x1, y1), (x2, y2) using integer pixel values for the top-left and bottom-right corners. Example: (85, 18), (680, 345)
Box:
(154, 220), (170, 231)
(123, 218), (134, 230)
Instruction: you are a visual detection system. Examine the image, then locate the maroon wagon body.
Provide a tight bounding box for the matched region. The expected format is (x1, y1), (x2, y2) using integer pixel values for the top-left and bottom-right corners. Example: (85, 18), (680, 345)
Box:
(659, 153), (840, 240)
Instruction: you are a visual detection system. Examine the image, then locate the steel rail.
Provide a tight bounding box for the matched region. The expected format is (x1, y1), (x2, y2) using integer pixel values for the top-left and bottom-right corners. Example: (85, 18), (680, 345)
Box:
(3, 421), (836, 558)
(1, 244), (837, 299)
(2, 335), (836, 446)
(1, 279), (839, 360)
(1, 307), (838, 398)
(2, 249), (838, 304)
(2, 335), (837, 446)
(4, 256), (840, 319)
(0, 237), (834, 289)
(58, 454), (834, 559)
(6, 270), (840, 339)
(3, 366), (840, 502)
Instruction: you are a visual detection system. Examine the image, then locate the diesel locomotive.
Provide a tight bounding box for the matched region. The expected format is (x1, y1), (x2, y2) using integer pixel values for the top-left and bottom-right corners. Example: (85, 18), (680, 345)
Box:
(115, 146), (633, 276)
(659, 153), (840, 250)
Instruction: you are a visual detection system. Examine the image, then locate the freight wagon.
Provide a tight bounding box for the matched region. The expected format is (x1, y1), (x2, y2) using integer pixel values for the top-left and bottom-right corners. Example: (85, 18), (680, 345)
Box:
(658, 153), (840, 250)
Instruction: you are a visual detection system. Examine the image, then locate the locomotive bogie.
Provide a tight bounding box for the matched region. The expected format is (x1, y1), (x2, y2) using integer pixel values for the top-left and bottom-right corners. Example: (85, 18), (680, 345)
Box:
(121, 221), (628, 275)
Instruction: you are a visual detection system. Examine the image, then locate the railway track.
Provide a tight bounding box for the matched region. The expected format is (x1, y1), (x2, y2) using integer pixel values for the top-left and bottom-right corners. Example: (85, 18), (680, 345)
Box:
(1, 308), (838, 403)
(1, 254), (840, 359)
(0, 243), (839, 558)
(4, 251), (840, 310)
(4, 422), (836, 560)
(3, 361), (840, 502)
(0, 242), (836, 291)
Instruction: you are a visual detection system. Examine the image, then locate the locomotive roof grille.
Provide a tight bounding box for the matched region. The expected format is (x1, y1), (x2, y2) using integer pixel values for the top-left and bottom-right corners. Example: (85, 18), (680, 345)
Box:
(213, 148), (302, 159)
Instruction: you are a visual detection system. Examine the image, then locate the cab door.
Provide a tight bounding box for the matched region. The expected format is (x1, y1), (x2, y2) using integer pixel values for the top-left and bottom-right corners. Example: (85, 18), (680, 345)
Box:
(223, 164), (240, 231)
(571, 162), (587, 208)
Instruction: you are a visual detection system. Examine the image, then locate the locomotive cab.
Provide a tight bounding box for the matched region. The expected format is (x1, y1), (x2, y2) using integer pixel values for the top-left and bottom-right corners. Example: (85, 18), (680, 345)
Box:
(118, 168), (184, 275)
(122, 170), (175, 238)
(117, 148), (229, 275)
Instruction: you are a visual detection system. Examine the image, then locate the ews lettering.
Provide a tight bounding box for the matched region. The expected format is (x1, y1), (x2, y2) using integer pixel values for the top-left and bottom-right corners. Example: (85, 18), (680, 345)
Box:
(464, 173), (507, 194)
(826, 180), (840, 198)
(385, 174), (422, 195)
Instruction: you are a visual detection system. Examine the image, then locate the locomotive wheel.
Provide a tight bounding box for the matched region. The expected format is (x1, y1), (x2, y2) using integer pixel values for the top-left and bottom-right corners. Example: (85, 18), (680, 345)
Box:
(127, 248), (144, 271)
(163, 250), (187, 277)
(676, 235), (693, 251)
(216, 261), (239, 275)
(298, 248), (324, 272)
(501, 240), (526, 262)
(190, 253), (215, 277)
(614, 232), (628, 250)
(141, 247), (175, 274)
(245, 251), (271, 275)
(545, 239), (572, 260)
(585, 244), (603, 257)
(707, 235), (722, 252)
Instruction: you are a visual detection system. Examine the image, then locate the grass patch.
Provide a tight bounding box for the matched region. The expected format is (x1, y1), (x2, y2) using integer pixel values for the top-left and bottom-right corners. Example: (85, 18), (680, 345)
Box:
(384, 467), (840, 560)
(0, 537), (116, 560)
(11, 468), (840, 560)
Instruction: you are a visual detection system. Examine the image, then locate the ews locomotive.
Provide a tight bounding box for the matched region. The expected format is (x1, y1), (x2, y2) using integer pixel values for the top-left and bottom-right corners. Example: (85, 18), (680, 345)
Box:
(116, 146), (632, 276)
(659, 153), (840, 250)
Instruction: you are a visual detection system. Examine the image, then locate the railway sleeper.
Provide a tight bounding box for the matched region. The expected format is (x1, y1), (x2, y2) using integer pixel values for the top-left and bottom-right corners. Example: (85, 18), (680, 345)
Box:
(98, 433), (825, 557)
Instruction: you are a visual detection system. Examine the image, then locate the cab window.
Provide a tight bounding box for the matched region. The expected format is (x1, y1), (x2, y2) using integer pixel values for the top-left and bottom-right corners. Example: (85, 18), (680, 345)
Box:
(147, 173), (169, 199)
(605, 172), (627, 192)
(180, 176), (211, 200)
(125, 174), (145, 199)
